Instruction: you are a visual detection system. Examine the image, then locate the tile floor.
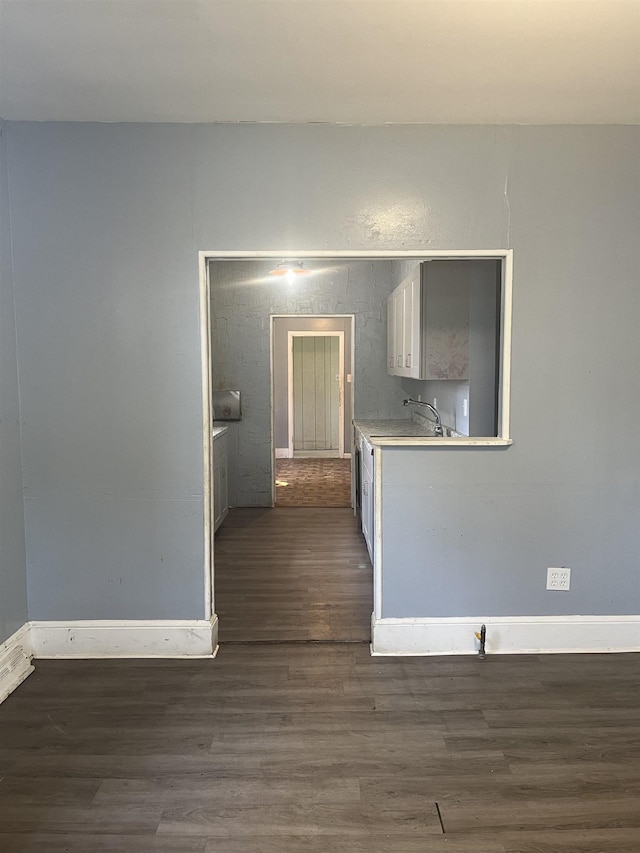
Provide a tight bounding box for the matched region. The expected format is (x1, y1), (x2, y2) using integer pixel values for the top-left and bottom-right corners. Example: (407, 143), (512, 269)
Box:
(275, 458), (351, 507)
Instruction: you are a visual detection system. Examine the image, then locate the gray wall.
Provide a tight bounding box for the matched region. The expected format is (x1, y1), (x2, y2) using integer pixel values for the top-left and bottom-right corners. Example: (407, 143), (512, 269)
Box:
(0, 120), (28, 641)
(3, 122), (639, 622)
(8, 124), (205, 620)
(468, 262), (499, 436)
(211, 259), (404, 506)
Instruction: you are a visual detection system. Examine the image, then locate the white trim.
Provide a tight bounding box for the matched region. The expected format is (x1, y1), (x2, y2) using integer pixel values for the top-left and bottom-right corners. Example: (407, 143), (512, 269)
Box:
(270, 314), (276, 505)
(287, 330), (345, 458)
(201, 252), (511, 642)
(0, 624), (34, 704)
(499, 249), (513, 441)
(275, 447), (290, 458)
(371, 615), (640, 656)
(201, 251), (509, 260)
(293, 450), (344, 458)
(199, 253), (214, 620)
(366, 436), (512, 447)
(30, 618), (218, 659)
(373, 446), (383, 621)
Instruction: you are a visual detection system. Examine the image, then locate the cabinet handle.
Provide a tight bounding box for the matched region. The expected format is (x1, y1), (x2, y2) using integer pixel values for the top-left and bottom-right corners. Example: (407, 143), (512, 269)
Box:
(406, 354), (411, 367)
(363, 483), (368, 496)
(397, 356), (402, 367)
(389, 357), (394, 368)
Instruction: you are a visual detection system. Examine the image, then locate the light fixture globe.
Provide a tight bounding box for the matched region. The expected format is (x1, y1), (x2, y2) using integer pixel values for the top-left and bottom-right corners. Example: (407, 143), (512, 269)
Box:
(268, 260), (310, 284)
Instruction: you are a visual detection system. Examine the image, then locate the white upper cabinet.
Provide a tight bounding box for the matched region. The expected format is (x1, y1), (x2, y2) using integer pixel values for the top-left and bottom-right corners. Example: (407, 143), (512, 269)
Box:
(386, 293), (395, 372)
(402, 270), (421, 379)
(386, 261), (472, 381)
(386, 263), (422, 378)
(393, 287), (404, 372)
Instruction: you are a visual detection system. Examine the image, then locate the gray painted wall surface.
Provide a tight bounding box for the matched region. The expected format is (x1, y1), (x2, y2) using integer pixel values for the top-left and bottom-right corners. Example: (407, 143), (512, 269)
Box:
(7, 124), (205, 620)
(468, 264), (499, 436)
(0, 120), (28, 641)
(3, 122), (638, 622)
(272, 315), (353, 452)
(211, 259), (402, 506)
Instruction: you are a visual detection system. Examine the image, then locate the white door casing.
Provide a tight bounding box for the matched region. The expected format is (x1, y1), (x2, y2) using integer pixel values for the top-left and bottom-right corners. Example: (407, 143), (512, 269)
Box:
(287, 331), (345, 458)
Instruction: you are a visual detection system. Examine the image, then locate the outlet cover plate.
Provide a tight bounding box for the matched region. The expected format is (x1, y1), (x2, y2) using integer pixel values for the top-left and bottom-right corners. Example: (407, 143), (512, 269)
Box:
(547, 567), (571, 591)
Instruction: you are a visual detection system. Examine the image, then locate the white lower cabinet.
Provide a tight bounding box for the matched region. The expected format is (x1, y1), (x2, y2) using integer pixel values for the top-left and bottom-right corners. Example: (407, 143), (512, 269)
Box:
(213, 431), (229, 533)
(360, 437), (375, 563)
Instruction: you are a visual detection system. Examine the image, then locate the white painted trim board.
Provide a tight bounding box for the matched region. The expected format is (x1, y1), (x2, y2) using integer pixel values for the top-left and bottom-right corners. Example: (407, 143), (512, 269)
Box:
(371, 615), (640, 656)
(30, 618), (219, 659)
(0, 624), (34, 704)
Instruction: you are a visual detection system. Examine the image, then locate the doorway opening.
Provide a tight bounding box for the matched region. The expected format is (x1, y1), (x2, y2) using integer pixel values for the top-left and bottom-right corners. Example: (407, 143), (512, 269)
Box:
(288, 331), (345, 459)
(201, 250), (512, 646)
(272, 319), (353, 509)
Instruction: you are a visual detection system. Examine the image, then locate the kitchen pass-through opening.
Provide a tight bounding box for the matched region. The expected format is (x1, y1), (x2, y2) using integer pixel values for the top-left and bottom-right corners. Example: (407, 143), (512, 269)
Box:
(202, 251), (512, 643)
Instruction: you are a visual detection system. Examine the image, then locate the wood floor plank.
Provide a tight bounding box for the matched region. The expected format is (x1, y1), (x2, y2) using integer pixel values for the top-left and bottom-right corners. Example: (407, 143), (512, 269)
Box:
(156, 801), (443, 838)
(0, 836), (207, 853)
(201, 838), (504, 853)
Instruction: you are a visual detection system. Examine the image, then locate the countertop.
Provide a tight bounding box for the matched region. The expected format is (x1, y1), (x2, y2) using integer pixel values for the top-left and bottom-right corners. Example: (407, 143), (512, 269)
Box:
(354, 419), (434, 439)
(353, 419), (512, 447)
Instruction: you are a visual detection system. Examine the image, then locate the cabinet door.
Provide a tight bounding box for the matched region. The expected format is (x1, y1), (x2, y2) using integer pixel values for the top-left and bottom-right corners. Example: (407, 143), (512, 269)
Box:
(393, 288), (404, 374)
(214, 464), (223, 531)
(361, 469), (373, 561)
(402, 272), (421, 379)
(386, 294), (396, 375)
(360, 444), (375, 564)
(219, 457), (228, 520)
(213, 434), (229, 533)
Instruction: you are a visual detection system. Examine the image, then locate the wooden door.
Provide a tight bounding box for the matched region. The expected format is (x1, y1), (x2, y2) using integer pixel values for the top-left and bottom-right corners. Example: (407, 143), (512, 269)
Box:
(291, 334), (342, 455)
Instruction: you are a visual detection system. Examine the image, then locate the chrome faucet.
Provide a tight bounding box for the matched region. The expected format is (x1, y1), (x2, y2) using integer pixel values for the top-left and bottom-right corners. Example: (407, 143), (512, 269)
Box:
(402, 398), (444, 436)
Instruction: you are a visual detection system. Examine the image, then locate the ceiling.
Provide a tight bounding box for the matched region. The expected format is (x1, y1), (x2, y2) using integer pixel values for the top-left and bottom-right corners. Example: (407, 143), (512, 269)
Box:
(1, 0), (639, 124)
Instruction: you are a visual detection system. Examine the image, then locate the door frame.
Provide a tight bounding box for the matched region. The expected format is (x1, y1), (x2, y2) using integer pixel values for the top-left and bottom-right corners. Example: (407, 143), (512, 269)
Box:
(287, 330), (345, 459)
(200, 249), (513, 627)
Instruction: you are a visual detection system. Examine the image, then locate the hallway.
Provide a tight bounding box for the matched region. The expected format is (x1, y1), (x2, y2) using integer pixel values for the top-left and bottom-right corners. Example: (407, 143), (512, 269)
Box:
(214, 507), (372, 643)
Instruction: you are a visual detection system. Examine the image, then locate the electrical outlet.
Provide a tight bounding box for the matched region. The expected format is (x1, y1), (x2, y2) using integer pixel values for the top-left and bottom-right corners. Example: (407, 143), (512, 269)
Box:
(547, 567), (571, 591)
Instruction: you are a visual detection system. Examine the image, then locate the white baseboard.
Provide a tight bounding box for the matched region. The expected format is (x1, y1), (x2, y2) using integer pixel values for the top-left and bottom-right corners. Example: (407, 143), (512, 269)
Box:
(0, 624), (34, 704)
(281, 450), (351, 459)
(30, 616), (219, 659)
(371, 615), (640, 656)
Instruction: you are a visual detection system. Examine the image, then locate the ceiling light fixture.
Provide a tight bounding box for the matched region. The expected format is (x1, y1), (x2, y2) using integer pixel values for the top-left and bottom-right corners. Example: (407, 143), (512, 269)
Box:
(268, 259), (311, 285)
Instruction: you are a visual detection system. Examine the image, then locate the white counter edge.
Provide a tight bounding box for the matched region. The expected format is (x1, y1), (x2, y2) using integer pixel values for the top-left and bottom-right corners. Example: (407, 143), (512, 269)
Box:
(367, 436), (513, 447)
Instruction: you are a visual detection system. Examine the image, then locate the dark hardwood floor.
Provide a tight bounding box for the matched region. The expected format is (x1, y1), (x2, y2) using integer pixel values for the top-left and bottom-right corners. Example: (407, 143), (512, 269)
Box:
(214, 507), (372, 642)
(1, 647), (640, 850)
(1, 509), (639, 850)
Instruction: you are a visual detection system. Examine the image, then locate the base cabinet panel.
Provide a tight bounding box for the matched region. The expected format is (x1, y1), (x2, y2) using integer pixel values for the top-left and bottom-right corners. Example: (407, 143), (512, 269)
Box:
(213, 432), (229, 533)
